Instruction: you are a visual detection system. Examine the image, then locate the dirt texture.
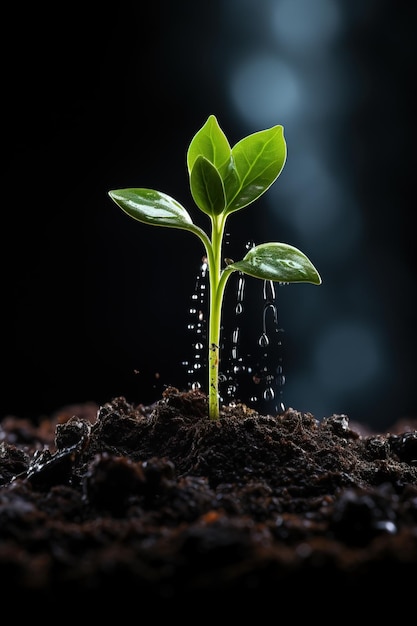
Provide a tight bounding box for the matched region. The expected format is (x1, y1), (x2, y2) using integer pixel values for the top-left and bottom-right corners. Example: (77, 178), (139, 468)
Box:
(1, 387), (417, 615)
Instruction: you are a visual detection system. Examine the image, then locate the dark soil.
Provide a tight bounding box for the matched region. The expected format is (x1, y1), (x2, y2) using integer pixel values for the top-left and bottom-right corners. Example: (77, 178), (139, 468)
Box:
(1, 387), (417, 615)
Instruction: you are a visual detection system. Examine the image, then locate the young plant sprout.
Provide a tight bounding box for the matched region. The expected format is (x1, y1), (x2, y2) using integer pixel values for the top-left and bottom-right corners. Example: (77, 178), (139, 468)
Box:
(108, 115), (322, 420)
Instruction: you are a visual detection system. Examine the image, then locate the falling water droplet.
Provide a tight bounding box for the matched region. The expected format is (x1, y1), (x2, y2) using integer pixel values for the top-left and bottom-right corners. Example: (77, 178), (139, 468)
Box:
(227, 384), (237, 397)
(201, 256), (208, 277)
(263, 280), (276, 302)
(258, 333), (269, 348)
(263, 387), (275, 401)
(237, 276), (245, 301)
(276, 364), (286, 387)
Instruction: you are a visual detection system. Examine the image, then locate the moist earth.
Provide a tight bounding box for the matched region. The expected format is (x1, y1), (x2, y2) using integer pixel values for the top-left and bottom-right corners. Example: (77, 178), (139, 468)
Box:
(1, 387), (417, 614)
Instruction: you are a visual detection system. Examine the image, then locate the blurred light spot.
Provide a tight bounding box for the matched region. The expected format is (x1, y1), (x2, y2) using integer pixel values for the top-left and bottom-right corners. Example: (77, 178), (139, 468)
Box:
(271, 0), (342, 52)
(229, 56), (301, 128)
(314, 322), (382, 392)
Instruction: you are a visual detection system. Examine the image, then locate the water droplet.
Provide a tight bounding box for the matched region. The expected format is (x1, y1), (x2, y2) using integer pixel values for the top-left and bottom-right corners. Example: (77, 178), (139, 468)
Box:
(235, 302), (243, 315)
(263, 280), (275, 302)
(258, 333), (269, 347)
(263, 303), (278, 330)
(263, 387), (275, 401)
(237, 276), (245, 301)
(277, 374), (286, 386)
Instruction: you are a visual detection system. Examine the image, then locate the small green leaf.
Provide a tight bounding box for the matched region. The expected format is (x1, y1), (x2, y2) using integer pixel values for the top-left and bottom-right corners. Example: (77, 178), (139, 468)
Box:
(190, 156), (226, 216)
(227, 242), (322, 284)
(187, 115), (232, 175)
(226, 125), (287, 214)
(108, 188), (194, 230)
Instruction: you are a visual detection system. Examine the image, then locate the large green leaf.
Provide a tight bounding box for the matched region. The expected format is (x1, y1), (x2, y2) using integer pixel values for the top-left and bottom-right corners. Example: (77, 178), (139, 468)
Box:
(226, 242), (322, 284)
(226, 125), (287, 214)
(190, 156), (226, 216)
(187, 114), (232, 175)
(108, 188), (194, 229)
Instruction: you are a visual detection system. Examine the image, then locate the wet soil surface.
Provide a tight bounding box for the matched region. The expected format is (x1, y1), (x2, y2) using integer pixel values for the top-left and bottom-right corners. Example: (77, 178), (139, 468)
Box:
(1, 387), (417, 614)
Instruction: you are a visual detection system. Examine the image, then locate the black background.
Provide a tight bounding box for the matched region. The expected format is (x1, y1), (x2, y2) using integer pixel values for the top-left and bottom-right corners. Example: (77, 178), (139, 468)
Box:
(2, 1), (416, 430)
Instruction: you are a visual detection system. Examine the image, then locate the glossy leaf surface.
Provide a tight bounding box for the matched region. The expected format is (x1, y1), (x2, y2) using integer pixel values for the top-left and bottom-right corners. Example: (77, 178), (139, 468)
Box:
(190, 156), (226, 216)
(227, 242), (322, 284)
(187, 115), (231, 175)
(108, 188), (194, 229)
(226, 125), (287, 214)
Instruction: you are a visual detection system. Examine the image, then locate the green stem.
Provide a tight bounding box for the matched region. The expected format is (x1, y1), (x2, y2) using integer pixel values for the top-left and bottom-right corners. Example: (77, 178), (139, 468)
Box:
(207, 214), (232, 420)
(188, 217), (234, 419)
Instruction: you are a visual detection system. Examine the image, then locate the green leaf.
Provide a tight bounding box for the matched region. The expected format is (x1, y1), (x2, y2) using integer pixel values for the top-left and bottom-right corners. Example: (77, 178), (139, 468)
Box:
(226, 125), (287, 214)
(108, 188), (194, 230)
(187, 115), (232, 176)
(226, 242), (322, 284)
(190, 156), (226, 216)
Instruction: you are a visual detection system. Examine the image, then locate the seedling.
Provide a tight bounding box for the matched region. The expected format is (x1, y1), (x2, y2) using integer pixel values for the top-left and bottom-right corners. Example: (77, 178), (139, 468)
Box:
(108, 115), (322, 420)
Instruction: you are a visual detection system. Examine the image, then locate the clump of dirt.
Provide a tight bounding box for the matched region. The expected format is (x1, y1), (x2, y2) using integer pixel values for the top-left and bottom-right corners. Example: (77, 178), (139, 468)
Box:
(1, 387), (417, 613)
